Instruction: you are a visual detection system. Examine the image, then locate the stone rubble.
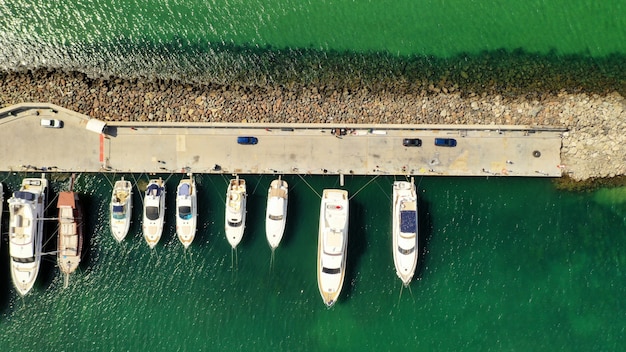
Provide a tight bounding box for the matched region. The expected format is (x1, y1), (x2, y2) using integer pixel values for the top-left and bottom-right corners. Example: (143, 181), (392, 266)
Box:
(1, 70), (624, 181)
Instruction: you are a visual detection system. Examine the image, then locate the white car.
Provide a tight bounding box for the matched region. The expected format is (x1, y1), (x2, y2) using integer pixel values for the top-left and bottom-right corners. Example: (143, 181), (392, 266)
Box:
(40, 119), (63, 128)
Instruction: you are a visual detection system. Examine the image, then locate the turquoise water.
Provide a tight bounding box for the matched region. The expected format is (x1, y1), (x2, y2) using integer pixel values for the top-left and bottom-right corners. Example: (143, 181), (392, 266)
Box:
(0, 173), (624, 350)
(1, 1), (625, 90)
(1, 1), (626, 350)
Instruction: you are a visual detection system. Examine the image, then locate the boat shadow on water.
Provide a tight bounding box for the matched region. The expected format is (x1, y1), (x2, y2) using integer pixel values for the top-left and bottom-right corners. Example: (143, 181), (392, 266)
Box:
(342, 199), (367, 305)
(0, 223), (11, 314)
(414, 194), (434, 282)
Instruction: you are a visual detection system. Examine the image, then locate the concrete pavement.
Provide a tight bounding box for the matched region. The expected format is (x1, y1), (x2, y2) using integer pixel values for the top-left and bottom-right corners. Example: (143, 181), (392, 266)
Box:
(0, 103), (566, 177)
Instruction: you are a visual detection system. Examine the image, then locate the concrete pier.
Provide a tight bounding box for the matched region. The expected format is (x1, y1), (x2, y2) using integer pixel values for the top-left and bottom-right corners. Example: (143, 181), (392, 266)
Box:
(0, 103), (565, 177)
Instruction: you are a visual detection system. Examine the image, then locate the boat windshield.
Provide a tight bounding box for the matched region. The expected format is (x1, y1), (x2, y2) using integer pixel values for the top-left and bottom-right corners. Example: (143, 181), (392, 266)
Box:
(12, 256), (36, 264)
(228, 220), (242, 227)
(112, 205), (126, 219)
(178, 206), (192, 220)
(145, 206), (160, 220)
(322, 267), (341, 275)
(269, 214), (283, 221)
(398, 245), (415, 255)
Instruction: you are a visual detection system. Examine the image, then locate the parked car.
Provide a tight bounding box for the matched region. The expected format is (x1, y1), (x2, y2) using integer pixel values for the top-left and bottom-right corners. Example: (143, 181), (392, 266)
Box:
(237, 136), (258, 145)
(40, 119), (63, 128)
(402, 138), (422, 147)
(434, 138), (457, 147)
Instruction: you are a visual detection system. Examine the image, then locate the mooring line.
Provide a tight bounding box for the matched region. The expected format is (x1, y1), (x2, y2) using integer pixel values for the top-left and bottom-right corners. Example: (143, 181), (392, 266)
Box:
(251, 175), (264, 195)
(349, 174), (380, 201)
(297, 173), (321, 199)
(206, 174), (227, 206)
(374, 178), (392, 202)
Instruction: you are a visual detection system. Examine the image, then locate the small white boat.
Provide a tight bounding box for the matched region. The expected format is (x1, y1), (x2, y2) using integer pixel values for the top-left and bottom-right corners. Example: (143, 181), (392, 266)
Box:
(317, 189), (349, 307)
(176, 175), (197, 248)
(8, 176), (48, 296)
(225, 177), (246, 249)
(392, 180), (419, 286)
(265, 178), (288, 250)
(142, 178), (166, 248)
(110, 177), (133, 242)
(57, 175), (83, 288)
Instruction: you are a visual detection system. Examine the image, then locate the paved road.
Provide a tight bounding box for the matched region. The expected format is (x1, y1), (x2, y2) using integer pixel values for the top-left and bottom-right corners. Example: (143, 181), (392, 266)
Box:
(0, 103), (565, 177)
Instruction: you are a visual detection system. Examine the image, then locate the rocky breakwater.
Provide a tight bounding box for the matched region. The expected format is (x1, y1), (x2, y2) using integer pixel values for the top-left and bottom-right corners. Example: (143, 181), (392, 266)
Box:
(1, 69), (625, 181)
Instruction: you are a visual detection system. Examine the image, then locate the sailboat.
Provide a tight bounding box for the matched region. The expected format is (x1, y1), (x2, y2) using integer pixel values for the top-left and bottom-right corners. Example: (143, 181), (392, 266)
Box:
(57, 174), (83, 288)
(8, 175), (48, 296)
(317, 189), (349, 307)
(176, 174), (197, 248)
(142, 178), (166, 248)
(265, 177), (288, 250)
(110, 177), (133, 242)
(392, 180), (418, 286)
(225, 176), (246, 249)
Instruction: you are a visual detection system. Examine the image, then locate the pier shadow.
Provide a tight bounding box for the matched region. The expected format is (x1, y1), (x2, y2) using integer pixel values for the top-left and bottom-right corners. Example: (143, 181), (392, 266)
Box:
(342, 199), (367, 303)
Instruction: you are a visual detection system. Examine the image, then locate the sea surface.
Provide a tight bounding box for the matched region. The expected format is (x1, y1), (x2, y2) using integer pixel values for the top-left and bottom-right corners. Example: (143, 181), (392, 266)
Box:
(1, 1), (625, 90)
(0, 173), (625, 351)
(1, 1), (626, 350)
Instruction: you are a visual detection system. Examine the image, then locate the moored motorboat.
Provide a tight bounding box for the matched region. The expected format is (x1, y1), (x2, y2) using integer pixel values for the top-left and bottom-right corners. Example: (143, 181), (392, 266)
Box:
(57, 174), (83, 288)
(176, 175), (197, 248)
(317, 189), (349, 307)
(8, 175), (48, 296)
(110, 177), (133, 242)
(392, 180), (418, 286)
(142, 178), (166, 248)
(225, 176), (246, 249)
(265, 178), (288, 250)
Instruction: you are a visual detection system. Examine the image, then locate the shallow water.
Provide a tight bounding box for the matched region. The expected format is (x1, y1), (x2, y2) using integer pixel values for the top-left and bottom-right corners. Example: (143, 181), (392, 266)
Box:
(0, 172), (624, 350)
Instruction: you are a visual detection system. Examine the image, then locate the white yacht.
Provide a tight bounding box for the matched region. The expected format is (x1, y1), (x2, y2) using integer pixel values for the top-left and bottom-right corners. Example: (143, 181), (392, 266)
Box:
(8, 176), (48, 296)
(142, 178), (166, 248)
(110, 177), (133, 242)
(392, 180), (419, 286)
(176, 175), (197, 248)
(317, 189), (349, 307)
(265, 178), (288, 250)
(225, 177), (246, 249)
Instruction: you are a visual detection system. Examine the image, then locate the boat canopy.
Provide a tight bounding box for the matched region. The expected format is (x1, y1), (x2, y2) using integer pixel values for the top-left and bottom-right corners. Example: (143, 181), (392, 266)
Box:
(112, 205), (125, 213)
(14, 191), (36, 201)
(400, 210), (417, 233)
(146, 183), (162, 196)
(86, 118), (107, 134)
(57, 192), (76, 208)
(178, 183), (190, 196)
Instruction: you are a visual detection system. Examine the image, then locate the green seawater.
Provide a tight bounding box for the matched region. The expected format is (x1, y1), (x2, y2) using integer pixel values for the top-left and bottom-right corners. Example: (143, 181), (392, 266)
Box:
(1, 1), (625, 91)
(0, 173), (624, 351)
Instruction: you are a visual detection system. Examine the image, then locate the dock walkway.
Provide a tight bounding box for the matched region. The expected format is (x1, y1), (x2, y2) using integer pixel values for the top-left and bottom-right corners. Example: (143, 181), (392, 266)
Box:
(0, 103), (565, 177)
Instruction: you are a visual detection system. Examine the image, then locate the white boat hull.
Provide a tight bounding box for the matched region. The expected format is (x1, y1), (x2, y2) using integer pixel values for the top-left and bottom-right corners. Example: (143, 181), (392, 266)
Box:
(110, 178), (133, 242)
(392, 181), (419, 286)
(143, 179), (166, 248)
(317, 189), (349, 307)
(265, 179), (288, 250)
(225, 178), (247, 248)
(8, 177), (48, 296)
(176, 178), (197, 248)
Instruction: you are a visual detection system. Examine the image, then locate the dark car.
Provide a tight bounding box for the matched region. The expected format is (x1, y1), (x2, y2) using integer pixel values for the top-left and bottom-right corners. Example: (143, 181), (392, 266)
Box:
(434, 138), (457, 147)
(237, 136), (258, 145)
(402, 138), (422, 147)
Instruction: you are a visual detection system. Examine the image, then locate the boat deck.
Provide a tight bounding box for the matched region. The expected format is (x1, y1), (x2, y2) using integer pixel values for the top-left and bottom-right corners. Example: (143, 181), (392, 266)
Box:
(0, 103), (566, 177)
